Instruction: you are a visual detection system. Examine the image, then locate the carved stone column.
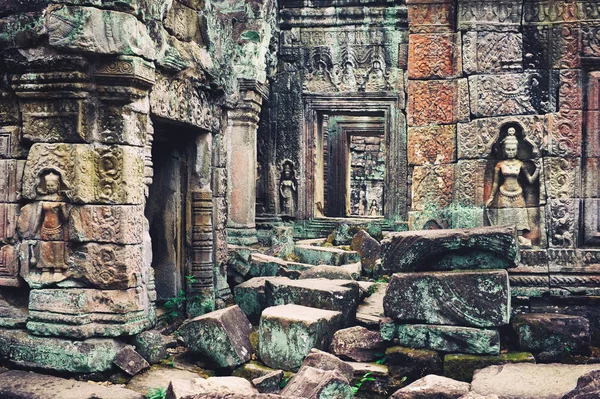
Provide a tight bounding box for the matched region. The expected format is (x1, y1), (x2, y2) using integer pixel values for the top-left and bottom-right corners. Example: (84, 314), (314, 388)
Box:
(226, 81), (268, 245)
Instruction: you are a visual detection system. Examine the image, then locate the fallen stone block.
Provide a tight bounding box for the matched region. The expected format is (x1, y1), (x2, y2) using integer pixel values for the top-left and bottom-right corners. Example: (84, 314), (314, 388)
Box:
(265, 225), (295, 258)
(127, 368), (201, 396)
(563, 370), (600, 399)
(131, 329), (169, 364)
(347, 362), (389, 396)
(299, 265), (355, 280)
(265, 278), (359, 326)
(0, 370), (144, 399)
(178, 305), (253, 368)
(459, 393), (499, 399)
(234, 277), (289, 323)
(232, 361), (288, 382)
(396, 324), (500, 355)
(357, 283), (387, 327)
(380, 225), (519, 275)
(0, 328), (122, 373)
(351, 229), (381, 276)
(330, 326), (385, 362)
(166, 376), (258, 399)
(386, 346), (442, 382)
(252, 370), (283, 394)
(249, 253), (289, 277)
(444, 352), (535, 382)
(113, 346), (150, 376)
(389, 374), (470, 399)
(258, 304), (343, 371)
(280, 366), (353, 399)
(300, 348), (355, 382)
(384, 270), (510, 328)
(471, 363), (600, 399)
(294, 244), (359, 266)
(512, 313), (590, 361)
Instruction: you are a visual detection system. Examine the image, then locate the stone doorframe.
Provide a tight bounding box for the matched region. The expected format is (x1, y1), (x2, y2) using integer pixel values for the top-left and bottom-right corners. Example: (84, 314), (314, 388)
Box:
(300, 93), (407, 221)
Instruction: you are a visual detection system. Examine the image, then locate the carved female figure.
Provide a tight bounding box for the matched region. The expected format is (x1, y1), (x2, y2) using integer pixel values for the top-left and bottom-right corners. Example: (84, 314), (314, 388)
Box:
(279, 162), (297, 220)
(486, 127), (540, 247)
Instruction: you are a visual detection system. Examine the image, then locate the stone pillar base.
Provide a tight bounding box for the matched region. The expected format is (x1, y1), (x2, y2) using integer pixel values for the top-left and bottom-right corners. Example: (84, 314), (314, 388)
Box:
(227, 227), (258, 246)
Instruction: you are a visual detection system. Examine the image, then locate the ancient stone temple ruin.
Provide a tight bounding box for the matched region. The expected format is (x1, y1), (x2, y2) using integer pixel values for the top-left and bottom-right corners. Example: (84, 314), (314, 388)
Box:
(2, 0), (600, 397)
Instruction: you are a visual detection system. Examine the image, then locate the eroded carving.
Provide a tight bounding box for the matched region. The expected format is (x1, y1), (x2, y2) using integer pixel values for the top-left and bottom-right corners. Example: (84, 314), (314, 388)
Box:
(279, 160), (297, 220)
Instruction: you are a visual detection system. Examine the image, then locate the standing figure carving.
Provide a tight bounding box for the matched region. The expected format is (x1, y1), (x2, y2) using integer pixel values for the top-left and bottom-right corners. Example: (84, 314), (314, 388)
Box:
(485, 127), (540, 247)
(279, 161), (297, 221)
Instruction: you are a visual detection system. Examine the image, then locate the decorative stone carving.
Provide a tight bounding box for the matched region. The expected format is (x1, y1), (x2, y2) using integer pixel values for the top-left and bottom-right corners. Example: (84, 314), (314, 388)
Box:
(523, 0), (580, 25)
(558, 69), (583, 111)
(462, 31), (522, 74)
(0, 243), (19, 287)
(21, 99), (92, 143)
(150, 75), (219, 132)
(458, 0), (522, 32)
(407, 79), (469, 126)
(454, 160), (487, 206)
(411, 164), (455, 211)
(544, 157), (580, 199)
(408, 125), (456, 165)
(581, 23), (600, 59)
(547, 199), (578, 248)
(0, 126), (22, 159)
(408, 33), (462, 79)
(0, 160), (24, 203)
(407, 0), (456, 33)
(547, 111), (582, 157)
(279, 160), (297, 220)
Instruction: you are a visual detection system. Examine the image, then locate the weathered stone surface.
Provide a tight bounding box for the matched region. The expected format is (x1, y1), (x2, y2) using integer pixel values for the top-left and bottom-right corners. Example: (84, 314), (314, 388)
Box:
(444, 352), (536, 382)
(350, 230), (381, 276)
(178, 305), (253, 368)
(167, 376), (259, 399)
(127, 368), (202, 396)
(258, 304), (343, 371)
(265, 278), (359, 326)
(348, 362), (390, 395)
(408, 124), (457, 166)
(248, 253), (289, 277)
(265, 225), (295, 258)
(384, 270), (510, 328)
(459, 393), (499, 399)
(0, 370), (144, 399)
(69, 205), (144, 244)
(408, 33), (462, 79)
(395, 324), (500, 355)
(381, 225), (519, 274)
(389, 374), (470, 399)
(462, 31), (522, 74)
(471, 364), (600, 399)
(458, 0), (522, 32)
(0, 328), (122, 373)
(294, 245), (359, 266)
(329, 326), (385, 362)
(407, 79), (469, 126)
(280, 366), (353, 399)
(411, 164), (455, 211)
(298, 265), (354, 280)
(234, 277), (289, 324)
(300, 348), (355, 382)
(512, 313), (590, 360)
(252, 370), (283, 394)
(131, 329), (168, 364)
(113, 346), (150, 376)
(407, 1), (456, 33)
(386, 346), (443, 382)
(563, 370), (600, 399)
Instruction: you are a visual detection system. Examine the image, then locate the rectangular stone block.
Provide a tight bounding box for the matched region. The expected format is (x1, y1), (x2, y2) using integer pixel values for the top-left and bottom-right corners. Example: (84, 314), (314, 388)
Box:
(98, 106), (147, 146)
(29, 287), (147, 315)
(547, 199), (579, 249)
(558, 69), (583, 111)
(454, 159), (486, 206)
(407, 0), (456, 33)
(582, 22), (600, 59)
(258, 304), (343, 371)
(265, 278), (359, 326)
(411, 164), (454, 211)
(0, 160), (24, 203)
(0, 126), (22, 158)
(408, 33), (461, 79)
(522, 0), (580, 25)
(407, 79), (469, 126)
(384, 270), (510, 328)
(69, 205), (144, 244)
(395, 324), (500, 355)
(21, 99), (94, 143)
(544, 157), (580, 199)
(457, 115), (545, 160)
(407, 125), (456, 165)
(444, 352), (535, 382)
(546, 111), (582, 157)
(458, 0), (522, 32)
(0, 203), (18, 242)
(462, 31), (522, 74)
(0, 243), (19, 287)
(234, 276), (289, 324)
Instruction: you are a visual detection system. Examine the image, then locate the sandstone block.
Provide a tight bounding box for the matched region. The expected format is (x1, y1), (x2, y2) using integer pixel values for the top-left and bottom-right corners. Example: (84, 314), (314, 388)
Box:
(0, 328), (122, 373)
(389, 374), (470, 399)
(386, 346), (442, 381)
(408, 124), (457, 166)
(131, 330), (168, 364)
(300, 348), (355, 382)
(444, 352), (535, 382)
(384, 270), (510, 328)
(330, 326), (385, 362)
(463, 31), (522, 74)
(298, 265), (355, 280)
(265, 225), (295, 258)
(563, 370), (600, 399)
(280, 366), (353, 399)
(347, 362), (390, 396)
(167, 376), (258, 399)
(249, 253), (287, 277)
(69, 205), (144, 244)
(408, 33), (462, 79)
(265, 278), (359, 326)
(458, 0), (522, 32)
(178, 305), (253, 368)
(252, 370), (283, 394)
(512, 313), (590, 360)
(234, 277), (288, 323)
(294, 244), (359, 266)
(395, 324), (500, 355)
(258, 304), (343, 371)
(411, 164), (455, 211)
(350, 230), (381, 276)
(471, 363), (600, 399)
(126, 368), (201, 397)
(113, 346), (150, 376)
(381, 225), (519, 274)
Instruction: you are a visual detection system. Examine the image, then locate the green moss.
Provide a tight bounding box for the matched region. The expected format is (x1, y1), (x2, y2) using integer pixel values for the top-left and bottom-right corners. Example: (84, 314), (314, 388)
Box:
(444, 352), (535, 382)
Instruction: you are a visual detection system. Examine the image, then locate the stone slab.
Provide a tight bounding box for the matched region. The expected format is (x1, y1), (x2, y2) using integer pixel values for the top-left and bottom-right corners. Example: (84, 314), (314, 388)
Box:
(444, 352), (536, 382)
(258, 304), (343, 371)
(293, 244), (359, 266)
(471, 363), (600, 399)
(395, 324), (500, 355)
(113, 346), (150, 376)
(389, 374), (470, 399)
(234, 277), (289, 324)
(381, 225), (519, 274)
(127, 367), (202, 395)
(384, 270), (511, 328)
(279, 366), (353, 399)
(329, 326), (385, 362)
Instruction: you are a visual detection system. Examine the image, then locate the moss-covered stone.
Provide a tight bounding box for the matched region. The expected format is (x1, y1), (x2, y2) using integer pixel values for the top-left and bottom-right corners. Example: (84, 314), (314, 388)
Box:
(444, 352), (536, 382)
(385, 346), (442, 380)
(395, 324), (500, 355)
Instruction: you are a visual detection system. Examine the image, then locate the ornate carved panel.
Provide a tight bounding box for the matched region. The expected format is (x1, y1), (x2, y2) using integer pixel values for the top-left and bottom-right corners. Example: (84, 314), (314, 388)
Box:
(408, 33), (462, 79)
(21, 100), (92, 143)
(454, 159), (486, 206)
(407, 124), (456, 165)
(547, 198), (578, 248)
(0, 160), (24, 203)
(462, 31), (522, 74)
(69, 205), (144, 245)
(407, 0), (455, 33)
(0, 127), (21, 159)
(411, 164), (455, 211)
(407, 79), (469, 126)
(546, 110), (583, 157)
(544, 157), (580, 200)
(458, 0), (522, 32)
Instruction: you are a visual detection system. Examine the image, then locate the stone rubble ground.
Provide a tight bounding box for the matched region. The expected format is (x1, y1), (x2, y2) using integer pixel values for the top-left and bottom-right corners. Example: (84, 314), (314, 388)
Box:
(1, 224), (600, 399)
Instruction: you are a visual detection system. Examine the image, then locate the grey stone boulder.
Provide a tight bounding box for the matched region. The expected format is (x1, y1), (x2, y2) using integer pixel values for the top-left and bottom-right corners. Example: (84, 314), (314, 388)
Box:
(330, 326), (385, 362)
(459, 393), (499, 399)
(396, 324), (500, 355)
(389, 374), (471, 399)
(258, 305), (343, 371)
(380, 225), (519, 275)
(384, 270), (510, 328)
(178, 305), (253, 368)
(234, 277), (289, 323)
(300, 348), (355, 382)
(350, 229), (381, 276)
(298, 265), (355, 280)
(252, 370), (284, 394)
(0, 370), (144, 399)
(131, 329), (169, 364)
(113, 346), (150, 376)
(471, 363), (600, 399)
(563, 370), (600, 399)
(512, 314), (590, 361)
(280, 366), (353, 399)
(265, 226), (295, 258)
(166, 376), (261, 399)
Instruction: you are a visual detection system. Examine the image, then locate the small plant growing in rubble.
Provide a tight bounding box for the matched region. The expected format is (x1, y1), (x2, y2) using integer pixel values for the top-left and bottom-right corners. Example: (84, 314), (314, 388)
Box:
(147, 387), (167, 399)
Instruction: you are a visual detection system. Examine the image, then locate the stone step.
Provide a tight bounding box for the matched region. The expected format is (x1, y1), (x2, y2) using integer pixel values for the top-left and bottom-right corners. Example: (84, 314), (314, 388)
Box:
(294, 244), (360, 266)
(356, 283), (387, 326)
(384, 270), (510, 328)
(471, 363), (600, 399)
(258, 304), (343, 371)
(380, 225), (519, 275)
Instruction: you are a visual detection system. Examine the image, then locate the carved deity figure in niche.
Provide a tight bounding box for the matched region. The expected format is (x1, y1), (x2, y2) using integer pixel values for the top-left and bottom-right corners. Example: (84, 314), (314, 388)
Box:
(362, 57), (391, 92)
(18, 169), (71, 279)
(485, 127), (540, 247)
(279, 161), (297, 220)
